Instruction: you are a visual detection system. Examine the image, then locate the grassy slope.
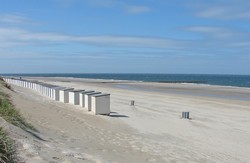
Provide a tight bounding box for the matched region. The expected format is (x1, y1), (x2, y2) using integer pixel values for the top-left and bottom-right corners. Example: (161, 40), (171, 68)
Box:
(0, 79), (35, 131)
(0, 127), (16, 163)
(0, 77), (35, 162)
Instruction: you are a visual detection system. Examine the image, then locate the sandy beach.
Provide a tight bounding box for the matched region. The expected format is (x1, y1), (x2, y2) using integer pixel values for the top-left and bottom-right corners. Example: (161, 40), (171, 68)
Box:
(4, 77), (250, 162)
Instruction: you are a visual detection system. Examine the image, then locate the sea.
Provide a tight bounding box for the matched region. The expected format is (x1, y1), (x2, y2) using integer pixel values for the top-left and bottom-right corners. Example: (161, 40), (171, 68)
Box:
(2, 73), (250, 88)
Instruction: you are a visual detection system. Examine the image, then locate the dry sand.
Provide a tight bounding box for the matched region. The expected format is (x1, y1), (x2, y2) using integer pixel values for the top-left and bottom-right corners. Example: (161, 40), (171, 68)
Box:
(3, 77), (250, 162)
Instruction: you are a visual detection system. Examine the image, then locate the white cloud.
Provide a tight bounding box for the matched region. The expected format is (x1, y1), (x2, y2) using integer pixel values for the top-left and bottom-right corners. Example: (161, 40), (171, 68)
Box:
(230, 42), (250, 48)
(55, 0), (152, 14)
(0, 27), (179, 49)
(184, 26), (243, 39)
(189, 0), (250, 20)
(0, 50), (110, 60)
(186, 26), (223, 33)
(196, 6), (250, 19)
(125, 6), (152, 14)
(1, 25), (249, 55)
(0, 14), (30, 24)
(86, 0), (119, 7)
(55, 0), (76, 7)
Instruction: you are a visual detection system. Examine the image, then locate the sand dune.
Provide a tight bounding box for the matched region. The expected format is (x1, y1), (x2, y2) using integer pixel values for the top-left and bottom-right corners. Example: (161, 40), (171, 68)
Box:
(4, 77), (250, 162)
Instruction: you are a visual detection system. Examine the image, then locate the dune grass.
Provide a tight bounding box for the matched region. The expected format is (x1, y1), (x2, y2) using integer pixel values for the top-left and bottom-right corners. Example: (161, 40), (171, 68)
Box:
(0, 78), (36, 162)
(0, 80), (35, 131)
(0, 93), (34, 131)
(0, 127), (17, 163)
(0, 77), (13, 91)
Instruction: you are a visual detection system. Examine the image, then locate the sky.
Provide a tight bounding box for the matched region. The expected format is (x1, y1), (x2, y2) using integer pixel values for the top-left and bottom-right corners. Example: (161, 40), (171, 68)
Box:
(0, 0), (250, 74)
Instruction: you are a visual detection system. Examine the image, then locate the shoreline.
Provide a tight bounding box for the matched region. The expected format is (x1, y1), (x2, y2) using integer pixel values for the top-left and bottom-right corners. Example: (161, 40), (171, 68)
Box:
(3, 75), (250, 89)
(2, 74), (250, 89)
(21, 76), (250, 102)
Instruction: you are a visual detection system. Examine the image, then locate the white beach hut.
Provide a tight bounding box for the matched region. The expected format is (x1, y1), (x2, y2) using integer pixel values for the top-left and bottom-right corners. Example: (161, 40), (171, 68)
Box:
(26, 81), (29, 88)
(6, 78), (11, 84)
(40, 85), (44, 94)
(42, 85), (47, 95)
(31, 82), (36, 90)
(25, 81), (29, 88)
(84, 92), (101, 111)
(91, 93), (110, 115)
(37, 82), (43, 93)
(52, 87), (66, 101)
(23, 81), (27, 88)
(45, 85), (52, 97)
(18, 80), (22, 87)
(27, 82), (30, 89)
(44, 85), (50, 97)
(33, 82), (37, 91)
(46, 85), (56, 98)
(28, 81), (31, 88)
(29, 82), (33, 89)
(49, 86), (54, 98)
(21, 80), (25, 87)
(10, 78), (13, 84)
(79, 90), (95, 107)
(68, 90), (85, 105)
(59, 88), (74, 103)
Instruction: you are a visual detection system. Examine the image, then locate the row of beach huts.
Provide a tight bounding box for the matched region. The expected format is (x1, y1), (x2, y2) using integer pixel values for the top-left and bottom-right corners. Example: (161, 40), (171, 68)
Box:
(2, 77), (110, 115)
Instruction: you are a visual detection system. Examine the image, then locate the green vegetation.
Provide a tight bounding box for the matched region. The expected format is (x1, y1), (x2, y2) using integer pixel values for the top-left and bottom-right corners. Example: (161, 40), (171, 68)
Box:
(0, 127), (17, 163)
(0, 81), (35, 131)
(0, 78), (36, 162)
(0, 77), (13, 91)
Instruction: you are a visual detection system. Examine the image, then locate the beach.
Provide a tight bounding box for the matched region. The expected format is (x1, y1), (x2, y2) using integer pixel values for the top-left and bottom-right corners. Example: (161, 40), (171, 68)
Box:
(4, 77), (250, 162)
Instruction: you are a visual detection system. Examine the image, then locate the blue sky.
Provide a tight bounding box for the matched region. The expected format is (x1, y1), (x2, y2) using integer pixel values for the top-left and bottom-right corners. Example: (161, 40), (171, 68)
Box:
(0, 0), (250, 74)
